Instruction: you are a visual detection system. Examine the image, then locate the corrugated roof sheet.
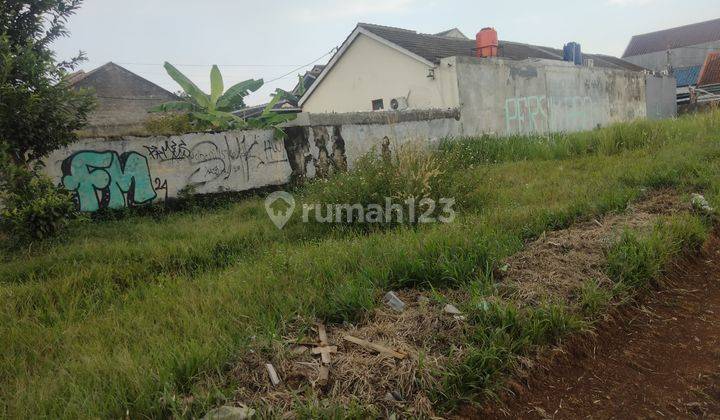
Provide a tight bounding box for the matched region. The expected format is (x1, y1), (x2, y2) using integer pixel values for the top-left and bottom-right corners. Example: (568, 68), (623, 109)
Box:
(623, 18), (720, 58)
(358, 23), (644, 72)
(674, 65), (702, 87)
(698, 52), (720, 87)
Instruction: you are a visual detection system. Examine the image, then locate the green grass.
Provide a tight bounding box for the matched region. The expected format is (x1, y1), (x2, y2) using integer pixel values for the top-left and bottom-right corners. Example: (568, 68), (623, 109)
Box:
(1, 110), (720, 418)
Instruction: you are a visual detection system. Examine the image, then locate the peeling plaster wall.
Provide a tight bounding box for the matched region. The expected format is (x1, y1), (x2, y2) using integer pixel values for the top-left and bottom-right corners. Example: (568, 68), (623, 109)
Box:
(282, 110), (462, 182)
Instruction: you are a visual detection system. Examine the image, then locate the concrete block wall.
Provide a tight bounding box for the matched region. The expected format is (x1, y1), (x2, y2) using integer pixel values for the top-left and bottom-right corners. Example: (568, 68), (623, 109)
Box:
(451, 56), (653, 136)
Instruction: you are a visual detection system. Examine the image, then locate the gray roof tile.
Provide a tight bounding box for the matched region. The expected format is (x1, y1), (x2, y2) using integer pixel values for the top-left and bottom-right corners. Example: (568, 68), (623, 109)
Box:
(358, 23), (643, 71)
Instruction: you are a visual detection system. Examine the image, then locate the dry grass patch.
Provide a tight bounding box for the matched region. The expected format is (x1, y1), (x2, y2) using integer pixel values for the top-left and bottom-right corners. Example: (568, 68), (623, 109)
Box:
(498, 190), (690, 304)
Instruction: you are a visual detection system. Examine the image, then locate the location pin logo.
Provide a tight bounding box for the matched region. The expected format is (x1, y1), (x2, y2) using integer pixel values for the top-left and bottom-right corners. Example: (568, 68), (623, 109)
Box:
(265, 191), (296, 229)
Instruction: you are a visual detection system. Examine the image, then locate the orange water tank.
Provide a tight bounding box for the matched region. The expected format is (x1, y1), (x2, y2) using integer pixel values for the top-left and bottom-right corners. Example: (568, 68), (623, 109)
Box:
(476, 27), (498, 58)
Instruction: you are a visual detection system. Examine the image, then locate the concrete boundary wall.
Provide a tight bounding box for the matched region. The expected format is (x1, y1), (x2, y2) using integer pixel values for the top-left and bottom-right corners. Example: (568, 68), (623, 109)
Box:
(42, 59), (677, 212)
(452, 56), (656, 136)
(43, 110), (462, 211)
(44, 131), (292, 212)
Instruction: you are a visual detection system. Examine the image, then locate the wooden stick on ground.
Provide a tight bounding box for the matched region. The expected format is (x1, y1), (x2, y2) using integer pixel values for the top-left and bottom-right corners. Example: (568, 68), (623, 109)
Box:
(312, 345), (338, 364)
(318, 323), (329, 346)
(343, 335), (407, 359)
(265, 363), (281, 386)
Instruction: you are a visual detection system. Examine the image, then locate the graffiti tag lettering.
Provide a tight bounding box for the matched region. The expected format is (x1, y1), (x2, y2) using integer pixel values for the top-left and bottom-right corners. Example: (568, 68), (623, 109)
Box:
(61, 151), (157, 212)
(505, 95), (594, 135)
(144, 139), (191, 162)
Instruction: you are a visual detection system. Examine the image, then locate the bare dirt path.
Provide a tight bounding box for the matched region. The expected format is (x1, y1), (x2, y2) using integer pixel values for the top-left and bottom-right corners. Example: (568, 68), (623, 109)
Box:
(481, 233), (720, 419)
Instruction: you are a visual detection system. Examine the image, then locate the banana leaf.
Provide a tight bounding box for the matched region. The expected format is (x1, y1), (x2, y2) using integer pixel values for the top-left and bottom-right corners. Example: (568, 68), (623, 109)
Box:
(209, 65), (224, 110)
(164, 62), (210, 108)
(216, 79), (264, 111)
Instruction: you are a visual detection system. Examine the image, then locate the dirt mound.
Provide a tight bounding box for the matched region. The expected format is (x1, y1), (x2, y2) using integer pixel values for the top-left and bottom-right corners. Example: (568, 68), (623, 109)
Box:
(499, 190), (689, 304)
(478, 231), (720, 419)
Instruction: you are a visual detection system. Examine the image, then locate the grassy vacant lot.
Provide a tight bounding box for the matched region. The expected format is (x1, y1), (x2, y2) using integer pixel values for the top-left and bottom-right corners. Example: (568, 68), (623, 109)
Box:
(1, 111), (720, 418)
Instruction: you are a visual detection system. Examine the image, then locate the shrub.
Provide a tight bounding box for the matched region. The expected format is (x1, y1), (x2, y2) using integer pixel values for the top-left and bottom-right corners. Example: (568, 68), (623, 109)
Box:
(301, 143), (459, 228)
(143, 113), (204, 136)
(0, 159), (78, 243)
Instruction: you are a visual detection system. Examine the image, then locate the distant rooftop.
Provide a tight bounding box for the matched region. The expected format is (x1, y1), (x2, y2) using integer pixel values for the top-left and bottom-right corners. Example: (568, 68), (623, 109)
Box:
(698, 52), (720, 87)
(623, 18), (720, 58)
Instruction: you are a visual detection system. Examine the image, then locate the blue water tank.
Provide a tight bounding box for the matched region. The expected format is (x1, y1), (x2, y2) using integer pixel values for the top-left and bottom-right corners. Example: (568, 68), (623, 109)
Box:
(563, 42), (583, 65)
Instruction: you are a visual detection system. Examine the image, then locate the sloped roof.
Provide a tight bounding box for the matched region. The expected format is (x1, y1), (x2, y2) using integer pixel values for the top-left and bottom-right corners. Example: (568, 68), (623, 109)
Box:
(357, 23), (644, 71)
(66, 62), (177, 98)
(698, 52), (720, 87)
(623, 18), (720, 58)
(674, 65), (702, 87)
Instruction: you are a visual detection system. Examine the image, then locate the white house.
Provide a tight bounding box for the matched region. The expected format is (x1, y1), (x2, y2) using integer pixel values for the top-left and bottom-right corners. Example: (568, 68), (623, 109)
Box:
(300, 23), (645, 114)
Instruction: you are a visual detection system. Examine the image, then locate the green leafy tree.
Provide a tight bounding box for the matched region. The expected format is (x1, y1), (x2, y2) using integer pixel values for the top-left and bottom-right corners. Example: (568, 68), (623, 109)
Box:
(152, 62), (297, 135)
(0, 0), (95, 166)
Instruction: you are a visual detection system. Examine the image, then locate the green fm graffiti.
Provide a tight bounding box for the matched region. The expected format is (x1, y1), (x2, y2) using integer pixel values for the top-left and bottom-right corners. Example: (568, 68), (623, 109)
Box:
(61, 151), (157, 212)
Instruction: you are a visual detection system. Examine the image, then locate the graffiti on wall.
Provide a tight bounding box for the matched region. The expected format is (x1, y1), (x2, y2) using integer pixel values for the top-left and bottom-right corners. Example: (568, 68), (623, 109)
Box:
(144, 139), (191, 162)
(61, 151), (157, 212)
(505, 95), (594, 135)
(187, 133), (289, 187)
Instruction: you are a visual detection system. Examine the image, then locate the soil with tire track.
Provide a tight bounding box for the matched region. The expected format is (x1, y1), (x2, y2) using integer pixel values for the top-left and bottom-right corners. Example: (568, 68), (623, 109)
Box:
(478, 231), (720, 419)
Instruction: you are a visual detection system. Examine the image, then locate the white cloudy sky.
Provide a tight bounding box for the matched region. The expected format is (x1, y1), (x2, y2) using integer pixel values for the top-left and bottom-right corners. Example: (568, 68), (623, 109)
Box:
(54, 0), (719, 106)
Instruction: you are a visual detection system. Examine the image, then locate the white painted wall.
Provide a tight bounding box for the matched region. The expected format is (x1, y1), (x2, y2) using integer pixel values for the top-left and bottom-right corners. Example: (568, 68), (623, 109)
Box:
(302, 34), (460, 113)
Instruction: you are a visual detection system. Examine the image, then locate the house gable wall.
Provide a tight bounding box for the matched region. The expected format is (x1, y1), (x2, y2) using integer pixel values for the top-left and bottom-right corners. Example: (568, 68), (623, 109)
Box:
(73, 64), (178, 136)
(301, 34), (459, 113)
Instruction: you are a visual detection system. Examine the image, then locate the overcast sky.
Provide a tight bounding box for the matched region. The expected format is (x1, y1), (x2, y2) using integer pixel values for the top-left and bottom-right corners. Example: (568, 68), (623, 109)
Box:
(53, 0), (718, 106)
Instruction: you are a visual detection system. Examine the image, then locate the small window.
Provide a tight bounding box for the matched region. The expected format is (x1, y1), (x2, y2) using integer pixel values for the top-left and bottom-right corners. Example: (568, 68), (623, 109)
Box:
(372, 99), (384, 111)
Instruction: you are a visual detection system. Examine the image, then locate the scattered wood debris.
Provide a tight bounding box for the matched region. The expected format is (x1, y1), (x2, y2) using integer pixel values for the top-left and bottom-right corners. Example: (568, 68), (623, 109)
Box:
(343, 335), (407, 359)
(265, 363), (281, 387)
(312, 345), (337, 364)
(314, 323), (334, 384)
(317, 323), (329, 346)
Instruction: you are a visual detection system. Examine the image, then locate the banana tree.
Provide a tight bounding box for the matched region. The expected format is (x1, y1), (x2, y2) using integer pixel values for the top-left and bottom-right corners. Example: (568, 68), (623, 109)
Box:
(150, 62), (263, 129)
(246, 88), (300, 137)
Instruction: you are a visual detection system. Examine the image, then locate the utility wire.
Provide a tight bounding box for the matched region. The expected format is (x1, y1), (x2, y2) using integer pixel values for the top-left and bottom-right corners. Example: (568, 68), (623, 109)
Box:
(115, 62), (304, 67)
(93, 48), (338, 100)
(263, 47), (337, 85)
